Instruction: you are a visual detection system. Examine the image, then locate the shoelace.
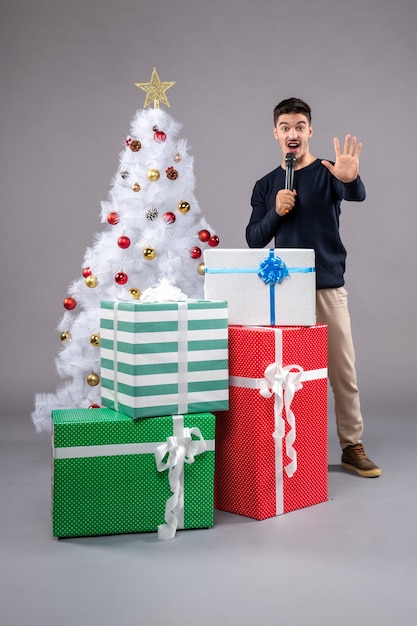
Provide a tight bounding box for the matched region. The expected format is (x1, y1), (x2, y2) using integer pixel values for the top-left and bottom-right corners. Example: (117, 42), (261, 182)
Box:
(351, 444), (368, 460)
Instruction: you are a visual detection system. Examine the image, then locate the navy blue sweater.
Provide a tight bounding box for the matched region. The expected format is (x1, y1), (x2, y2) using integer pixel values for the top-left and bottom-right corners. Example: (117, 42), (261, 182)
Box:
(246, 158), (366, 289)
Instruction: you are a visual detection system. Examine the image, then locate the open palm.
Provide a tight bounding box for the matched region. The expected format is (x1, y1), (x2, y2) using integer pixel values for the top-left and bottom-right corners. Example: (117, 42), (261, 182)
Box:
(321, 134), (362, 183)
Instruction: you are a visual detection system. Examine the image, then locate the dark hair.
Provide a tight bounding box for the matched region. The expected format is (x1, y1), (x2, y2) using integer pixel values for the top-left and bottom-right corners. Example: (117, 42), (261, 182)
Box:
(273, 98), (312, 125)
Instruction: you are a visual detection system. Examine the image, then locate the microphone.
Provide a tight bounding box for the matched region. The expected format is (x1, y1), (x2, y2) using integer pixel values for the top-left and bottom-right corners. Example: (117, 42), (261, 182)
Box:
(285, 153), (296, 190)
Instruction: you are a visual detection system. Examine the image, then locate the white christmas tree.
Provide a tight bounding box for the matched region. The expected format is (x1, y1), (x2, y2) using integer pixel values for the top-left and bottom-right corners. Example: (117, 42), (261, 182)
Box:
(32, 68), (220, 433)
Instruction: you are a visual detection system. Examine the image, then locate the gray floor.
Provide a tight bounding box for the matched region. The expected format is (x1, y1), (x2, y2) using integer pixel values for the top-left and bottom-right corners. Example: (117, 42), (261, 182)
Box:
(1, 408), (416, 626)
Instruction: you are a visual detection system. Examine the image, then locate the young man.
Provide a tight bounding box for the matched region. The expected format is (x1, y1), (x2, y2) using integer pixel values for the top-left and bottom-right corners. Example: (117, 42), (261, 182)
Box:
(246, 97), (381, 478)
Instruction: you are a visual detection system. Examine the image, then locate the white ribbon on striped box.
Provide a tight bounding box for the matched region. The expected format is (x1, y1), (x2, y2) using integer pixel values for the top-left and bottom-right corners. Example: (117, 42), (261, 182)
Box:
(229, 327), (327, 516)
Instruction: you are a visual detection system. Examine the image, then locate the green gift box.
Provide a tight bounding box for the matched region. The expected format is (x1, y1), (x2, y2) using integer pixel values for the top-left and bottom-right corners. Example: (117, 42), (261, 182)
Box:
(100, 300), (229, 419)
(52, 408), (216, 539)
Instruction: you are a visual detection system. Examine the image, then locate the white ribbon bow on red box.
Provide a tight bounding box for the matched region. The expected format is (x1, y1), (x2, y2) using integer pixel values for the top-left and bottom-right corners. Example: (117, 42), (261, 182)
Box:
(259, 363), (304, 478)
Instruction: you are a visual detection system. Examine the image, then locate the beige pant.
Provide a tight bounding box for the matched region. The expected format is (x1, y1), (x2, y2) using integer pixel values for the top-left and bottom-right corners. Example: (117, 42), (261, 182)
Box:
(316, 287), (363, 449)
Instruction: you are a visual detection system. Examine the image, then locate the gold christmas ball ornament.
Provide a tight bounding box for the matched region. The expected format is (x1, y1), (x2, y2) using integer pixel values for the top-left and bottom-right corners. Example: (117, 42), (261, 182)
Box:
(147, 168), (160, 181)
(60, 330), (71, 342)
(132, 182), (141, 192)
(178, 200), (190, 213)
(174, 152), (182, 162)
(85, 275), (99, 288)
(143, 247), (156, 260)
(197, 262), (206, 276)
(129, 288), (141, 300)
(87, 372), (100, 386)
(90, 333), (100, 347)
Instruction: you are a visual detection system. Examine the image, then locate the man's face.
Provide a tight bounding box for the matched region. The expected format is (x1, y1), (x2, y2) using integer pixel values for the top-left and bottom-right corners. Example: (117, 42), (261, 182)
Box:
(273, 113), (313, 163)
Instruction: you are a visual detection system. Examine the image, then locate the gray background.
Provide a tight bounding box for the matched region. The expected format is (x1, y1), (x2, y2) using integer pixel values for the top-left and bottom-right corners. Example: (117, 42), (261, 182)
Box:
(1, 0), (416, 425)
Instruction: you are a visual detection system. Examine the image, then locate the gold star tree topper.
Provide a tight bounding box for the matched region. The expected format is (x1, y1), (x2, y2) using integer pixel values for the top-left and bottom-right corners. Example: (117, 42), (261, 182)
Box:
(135, 67), (176, 109)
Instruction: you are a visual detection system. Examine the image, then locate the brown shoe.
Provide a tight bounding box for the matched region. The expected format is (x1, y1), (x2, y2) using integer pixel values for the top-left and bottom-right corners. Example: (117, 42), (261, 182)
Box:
(341, 443), (381, 478)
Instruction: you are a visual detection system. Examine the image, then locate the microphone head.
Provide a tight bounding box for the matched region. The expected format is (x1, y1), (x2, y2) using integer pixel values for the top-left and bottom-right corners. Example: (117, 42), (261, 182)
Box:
(285, 152), (296, 166)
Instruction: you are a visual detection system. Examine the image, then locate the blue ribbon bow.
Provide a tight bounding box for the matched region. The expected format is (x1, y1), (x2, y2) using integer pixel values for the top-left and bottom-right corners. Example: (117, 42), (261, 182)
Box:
(258, 254), (289, 285)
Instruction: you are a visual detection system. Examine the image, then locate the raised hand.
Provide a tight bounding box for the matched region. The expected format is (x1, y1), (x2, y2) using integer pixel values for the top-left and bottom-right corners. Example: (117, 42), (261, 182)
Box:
(321, 134), (362, 183)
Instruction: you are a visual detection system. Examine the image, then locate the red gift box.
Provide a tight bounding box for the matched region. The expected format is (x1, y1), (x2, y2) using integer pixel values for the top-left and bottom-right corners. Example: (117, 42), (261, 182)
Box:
(214, 324), (328, 520)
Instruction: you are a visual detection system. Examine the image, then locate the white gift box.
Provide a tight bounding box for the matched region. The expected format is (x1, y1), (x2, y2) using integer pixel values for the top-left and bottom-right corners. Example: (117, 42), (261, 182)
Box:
(204, 248), (316, 326)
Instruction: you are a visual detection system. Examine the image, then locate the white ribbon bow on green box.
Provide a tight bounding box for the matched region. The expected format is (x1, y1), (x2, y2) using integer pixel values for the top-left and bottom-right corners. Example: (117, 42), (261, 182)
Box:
(155, 415), (207, 540)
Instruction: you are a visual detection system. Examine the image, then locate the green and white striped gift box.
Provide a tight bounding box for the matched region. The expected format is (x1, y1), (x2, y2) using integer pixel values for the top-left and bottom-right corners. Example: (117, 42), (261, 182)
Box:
(52, 408), (215, 538)
(100, 300), (229, 419)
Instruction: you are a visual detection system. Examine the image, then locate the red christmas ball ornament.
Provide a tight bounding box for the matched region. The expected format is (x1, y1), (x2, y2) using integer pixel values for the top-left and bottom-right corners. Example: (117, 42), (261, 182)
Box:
(117, 236), (131, 249)
(89, 403), (100, 409)
(115, 271), (128, 285)
(190, 246), (202, 259)
(63, 297), (76, 310)
(208, 235), (220, 247)
(198, 229), (211, 243)
(82, 267), (92, 278)
(107, 212), (120, 225)
(154, 130), (167, 142)
(163, 211), (176, 224)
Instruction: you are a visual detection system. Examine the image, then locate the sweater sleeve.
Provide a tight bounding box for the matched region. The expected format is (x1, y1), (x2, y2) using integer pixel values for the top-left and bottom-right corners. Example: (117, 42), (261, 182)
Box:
(342, 175), (366, 202)
(246, 180), (282, 248)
